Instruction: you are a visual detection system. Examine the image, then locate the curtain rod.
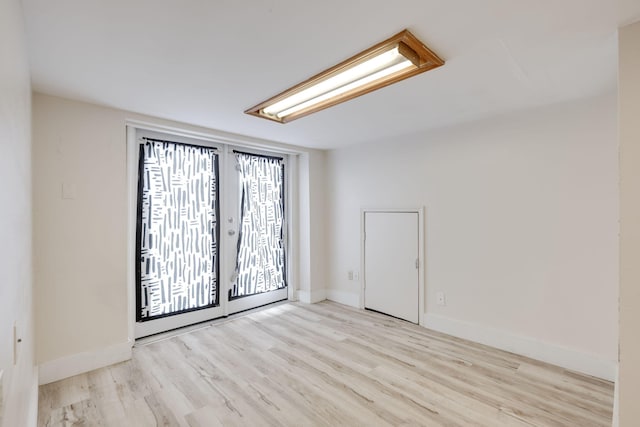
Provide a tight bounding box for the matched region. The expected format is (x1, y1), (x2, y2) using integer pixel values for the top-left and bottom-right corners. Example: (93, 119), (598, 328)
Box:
(141, 136), (218, 150)
(233, 150), (283, 161)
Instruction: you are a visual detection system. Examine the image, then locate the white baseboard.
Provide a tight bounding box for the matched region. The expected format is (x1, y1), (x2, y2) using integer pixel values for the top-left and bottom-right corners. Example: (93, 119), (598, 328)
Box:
(28, 368), (38, 427)
(326, 289), (360, 308)
(38, 341), (132, 385)
(297, 289), (327, 304)
(0, 370), (3, 427)
(425, 313), (616, 381)
(613, 366), (620, 427)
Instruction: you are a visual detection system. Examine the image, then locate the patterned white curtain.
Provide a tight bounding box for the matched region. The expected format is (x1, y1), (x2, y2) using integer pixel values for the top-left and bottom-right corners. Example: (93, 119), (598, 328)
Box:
(137, 140), (219, 320)
(230, 152), (286, 299)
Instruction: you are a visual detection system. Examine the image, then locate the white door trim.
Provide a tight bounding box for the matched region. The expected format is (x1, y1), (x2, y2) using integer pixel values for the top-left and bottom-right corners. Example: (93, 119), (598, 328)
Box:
(360, 207), (425, 326)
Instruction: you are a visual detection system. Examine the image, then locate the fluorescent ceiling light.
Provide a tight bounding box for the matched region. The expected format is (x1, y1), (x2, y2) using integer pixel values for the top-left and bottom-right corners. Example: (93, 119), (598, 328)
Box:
(246, 29), (444, 123)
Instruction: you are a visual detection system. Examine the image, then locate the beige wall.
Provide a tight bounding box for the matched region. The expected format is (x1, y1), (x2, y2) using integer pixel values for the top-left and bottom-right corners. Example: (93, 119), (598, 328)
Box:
(33, 93), (326, 372)
(33, 95), (129, 364)
(618, 19), (640, 427)
(295, 150), (328, 303)
(0, 0), (37, 425)
(326, 93), (619, 379)
(308, 150), (327, 301)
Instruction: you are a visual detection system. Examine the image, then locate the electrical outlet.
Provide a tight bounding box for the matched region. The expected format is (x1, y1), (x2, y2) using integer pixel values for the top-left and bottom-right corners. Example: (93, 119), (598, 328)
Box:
(436, 291), (446, 306)
(347, 271), (354, 280)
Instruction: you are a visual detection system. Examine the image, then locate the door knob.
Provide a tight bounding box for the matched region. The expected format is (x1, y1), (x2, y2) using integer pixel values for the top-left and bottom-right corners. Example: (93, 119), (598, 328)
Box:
(228, 229), (236, 236)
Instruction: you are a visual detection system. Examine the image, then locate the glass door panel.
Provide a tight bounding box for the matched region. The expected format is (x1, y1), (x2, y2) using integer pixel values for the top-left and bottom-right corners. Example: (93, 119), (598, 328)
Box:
(135, 137), (223, 338)
(226, 150), (288, 314)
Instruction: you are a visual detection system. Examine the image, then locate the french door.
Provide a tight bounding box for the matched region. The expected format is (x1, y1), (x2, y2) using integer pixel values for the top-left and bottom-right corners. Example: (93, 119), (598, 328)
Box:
(225, 150), (288, 314)
(134, 131), (288, 338)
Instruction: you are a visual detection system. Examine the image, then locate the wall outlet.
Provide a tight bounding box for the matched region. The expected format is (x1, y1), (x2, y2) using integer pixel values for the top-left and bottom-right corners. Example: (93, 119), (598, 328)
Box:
(347, 271), (354, 280)
(436, 291), (446, 306)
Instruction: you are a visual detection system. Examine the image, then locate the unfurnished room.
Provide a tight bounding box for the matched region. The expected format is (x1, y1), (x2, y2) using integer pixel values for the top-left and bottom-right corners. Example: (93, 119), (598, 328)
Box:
(2, 0), (640, 426)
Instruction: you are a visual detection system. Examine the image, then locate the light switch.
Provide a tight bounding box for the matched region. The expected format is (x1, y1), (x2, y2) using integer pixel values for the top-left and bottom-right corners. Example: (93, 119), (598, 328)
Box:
(62, 183), (77, 199)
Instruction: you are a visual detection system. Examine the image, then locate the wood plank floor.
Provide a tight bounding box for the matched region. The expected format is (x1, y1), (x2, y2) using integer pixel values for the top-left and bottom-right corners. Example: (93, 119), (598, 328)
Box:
(38, 301), (614, 426)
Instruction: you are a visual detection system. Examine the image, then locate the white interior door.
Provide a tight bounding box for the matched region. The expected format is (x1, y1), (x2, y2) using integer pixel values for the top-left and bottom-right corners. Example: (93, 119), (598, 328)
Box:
(364, 211), (419, 323)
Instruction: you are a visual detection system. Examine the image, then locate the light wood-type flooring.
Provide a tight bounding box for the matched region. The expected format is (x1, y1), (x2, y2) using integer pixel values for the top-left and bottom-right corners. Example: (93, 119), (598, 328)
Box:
(38, 301), (614, 426)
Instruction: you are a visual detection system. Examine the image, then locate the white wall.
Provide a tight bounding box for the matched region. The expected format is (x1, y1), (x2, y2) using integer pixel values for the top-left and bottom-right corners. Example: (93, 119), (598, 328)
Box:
(309, 150), (327, 302)
(33, 93), (327, 382)
(296, 150), (327, 304)
(0, 0), (38, 425)
(618, 19), (640, 427)
(326, 94), (619, 380)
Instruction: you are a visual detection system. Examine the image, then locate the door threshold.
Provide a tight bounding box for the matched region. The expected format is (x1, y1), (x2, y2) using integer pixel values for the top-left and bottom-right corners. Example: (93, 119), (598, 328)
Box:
(364, 307), (418, 324)
(135, 299), (289, 346)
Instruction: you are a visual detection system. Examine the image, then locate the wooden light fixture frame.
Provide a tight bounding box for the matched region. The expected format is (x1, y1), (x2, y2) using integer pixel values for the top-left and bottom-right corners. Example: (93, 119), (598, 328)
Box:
(245, 29), (445, 124)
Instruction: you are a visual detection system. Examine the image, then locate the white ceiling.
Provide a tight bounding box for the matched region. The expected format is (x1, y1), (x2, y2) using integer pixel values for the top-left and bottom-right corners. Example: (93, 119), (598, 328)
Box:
(21, 0), (640, 149)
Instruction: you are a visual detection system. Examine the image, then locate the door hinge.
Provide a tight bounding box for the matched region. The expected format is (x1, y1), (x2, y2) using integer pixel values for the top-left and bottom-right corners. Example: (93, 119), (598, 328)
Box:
(415, 258), (420, 269)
